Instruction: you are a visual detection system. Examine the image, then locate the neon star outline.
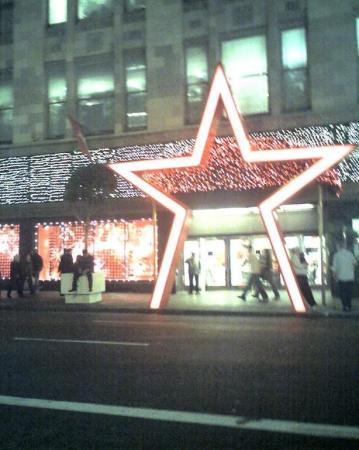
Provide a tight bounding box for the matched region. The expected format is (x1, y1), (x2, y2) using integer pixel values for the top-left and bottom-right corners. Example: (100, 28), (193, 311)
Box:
(109, 65), (354, 312)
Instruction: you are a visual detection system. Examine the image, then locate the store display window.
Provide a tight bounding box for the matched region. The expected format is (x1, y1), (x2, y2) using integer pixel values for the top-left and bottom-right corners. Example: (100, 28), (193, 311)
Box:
(36, 219), (156, 281)
(0, 224), (20, 278)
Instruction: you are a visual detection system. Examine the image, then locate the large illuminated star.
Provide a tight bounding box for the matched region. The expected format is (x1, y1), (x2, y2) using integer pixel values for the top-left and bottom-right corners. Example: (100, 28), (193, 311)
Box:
(109, 65), (354, 312)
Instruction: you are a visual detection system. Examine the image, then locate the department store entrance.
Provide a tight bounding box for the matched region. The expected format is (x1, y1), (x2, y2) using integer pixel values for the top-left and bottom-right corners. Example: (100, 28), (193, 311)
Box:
(178, 234), (323, 292)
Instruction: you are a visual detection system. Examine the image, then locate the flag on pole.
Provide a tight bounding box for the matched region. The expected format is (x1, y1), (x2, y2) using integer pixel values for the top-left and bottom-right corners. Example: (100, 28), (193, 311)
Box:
(68, 115), (93, 162)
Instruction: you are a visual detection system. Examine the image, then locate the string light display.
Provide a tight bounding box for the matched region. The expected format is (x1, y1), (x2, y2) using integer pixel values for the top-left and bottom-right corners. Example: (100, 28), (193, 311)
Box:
(143, 137), (342, 194)
(36, 219), (156, 282)
(0, 122), (358, 205)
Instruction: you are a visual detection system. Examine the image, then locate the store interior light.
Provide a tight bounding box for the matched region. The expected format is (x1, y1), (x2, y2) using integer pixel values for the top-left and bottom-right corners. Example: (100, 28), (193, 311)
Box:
(192, 204), (314, 217)
(193, 207), (259, 216)
(277, 203), (315, 212)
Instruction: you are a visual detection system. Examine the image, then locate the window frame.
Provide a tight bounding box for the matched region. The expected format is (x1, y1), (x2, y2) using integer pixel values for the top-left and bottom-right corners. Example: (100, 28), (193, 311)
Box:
(280, 26), (310, 112)
(0, 0), (14, 45)
(221, 33), (270, 116)
(0, 68), (13, 144)
(123, 0), (146, 23)
(184, 43), (209, 125)
(75, 58), (115, 135)
(124, 0), (146, 14)
(47, 0), (67, 26)
(124, 48), (147, 131)
(76, 0), (113, 23)
(182, 0), (208, 13)
(46, 63), (67, 139)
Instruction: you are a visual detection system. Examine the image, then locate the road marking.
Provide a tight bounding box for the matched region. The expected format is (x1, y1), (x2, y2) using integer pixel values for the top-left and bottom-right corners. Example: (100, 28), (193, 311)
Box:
(0, 395), (357, 440)
(14, 337), (149, 347)
(92, 320), (199, 328)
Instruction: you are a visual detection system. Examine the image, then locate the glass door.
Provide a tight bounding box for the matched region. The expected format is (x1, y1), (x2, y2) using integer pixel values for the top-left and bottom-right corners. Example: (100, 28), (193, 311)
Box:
(183, 238), (226, 290)
(230, 238), (250, 287)
(202, 238), (226, 288)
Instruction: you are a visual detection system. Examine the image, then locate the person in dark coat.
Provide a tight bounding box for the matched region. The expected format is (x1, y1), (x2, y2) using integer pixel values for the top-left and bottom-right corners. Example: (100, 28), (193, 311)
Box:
(58, 248), (74, 275)
(31, 250), (43, 293)
(24, 253), (35, 295)
(258, 249), (280, 300)
(185, 252), (201, 294)
(7, 254), (25, 298)
(69, 249), (94, 292)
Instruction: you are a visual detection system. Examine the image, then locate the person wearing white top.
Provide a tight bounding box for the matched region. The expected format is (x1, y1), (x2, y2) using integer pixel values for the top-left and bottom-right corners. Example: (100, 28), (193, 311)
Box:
(291, 248), (317, 308)
(238, 246), (268, 302)
(332, 241), (357, 312)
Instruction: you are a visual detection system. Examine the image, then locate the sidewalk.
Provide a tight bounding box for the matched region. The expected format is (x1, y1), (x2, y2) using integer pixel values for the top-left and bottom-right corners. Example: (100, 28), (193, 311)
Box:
(0, 288), (358, 317)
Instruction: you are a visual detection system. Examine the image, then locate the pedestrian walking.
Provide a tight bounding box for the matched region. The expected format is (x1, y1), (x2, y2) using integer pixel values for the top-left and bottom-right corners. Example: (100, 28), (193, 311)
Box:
(31, 250), (43, 293)
(185, 252), (201, 294)
(332, 241), (357, 312)
(291, 248), (317, 309)
(254, 249), (280, 300)
(238, 245), (268, 302)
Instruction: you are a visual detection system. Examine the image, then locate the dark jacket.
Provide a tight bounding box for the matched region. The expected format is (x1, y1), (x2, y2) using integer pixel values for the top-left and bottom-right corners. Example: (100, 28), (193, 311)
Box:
(80, 253), (94, 273)
(10, 260), (25, 281)
(58, 253), (74, 274)
(31, 252), (43, 273)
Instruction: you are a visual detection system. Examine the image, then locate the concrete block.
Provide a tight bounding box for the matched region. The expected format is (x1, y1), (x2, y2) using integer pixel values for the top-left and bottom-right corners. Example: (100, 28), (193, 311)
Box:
(61, 272), (105, 304)
(65, 292), (103, 304)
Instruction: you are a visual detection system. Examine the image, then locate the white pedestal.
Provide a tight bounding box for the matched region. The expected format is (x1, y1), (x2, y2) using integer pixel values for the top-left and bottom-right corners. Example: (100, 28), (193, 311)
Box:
(61, 272), (105, 304)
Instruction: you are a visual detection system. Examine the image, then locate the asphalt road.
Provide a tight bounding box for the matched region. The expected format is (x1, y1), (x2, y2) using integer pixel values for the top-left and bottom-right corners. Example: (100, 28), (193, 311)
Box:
(0, 310), (358, 449)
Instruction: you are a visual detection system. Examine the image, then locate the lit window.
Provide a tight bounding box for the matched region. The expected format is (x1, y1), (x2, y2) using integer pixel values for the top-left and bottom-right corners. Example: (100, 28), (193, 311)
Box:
(222, 35), (269, 115)
(76, 60), (114, 135)
(125, 49), (147, 129)
(0, 0), (14, 44)
(47, 64), (67, 139)
(282, 28), (307, 69)
(78, 0), (112, 20)
(37, 220), (155, 282)
(48, 0), (67, 25)
(281, 27), (309, 111)
(185, 45), (208, 124)
(0, 70), (13, 144)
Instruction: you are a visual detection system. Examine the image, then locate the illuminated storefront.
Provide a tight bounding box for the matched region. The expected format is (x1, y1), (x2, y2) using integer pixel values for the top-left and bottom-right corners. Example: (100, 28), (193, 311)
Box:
(179, 204), (325, 291)
(0, 224), (20, 278)
(182, 233), (323, 291)
(0, 117), (357, 303)
(36, 219), (156, 282)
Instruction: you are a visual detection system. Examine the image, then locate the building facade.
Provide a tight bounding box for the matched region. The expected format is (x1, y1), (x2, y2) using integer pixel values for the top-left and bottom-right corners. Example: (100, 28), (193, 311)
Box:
(0, 0), (359, 292)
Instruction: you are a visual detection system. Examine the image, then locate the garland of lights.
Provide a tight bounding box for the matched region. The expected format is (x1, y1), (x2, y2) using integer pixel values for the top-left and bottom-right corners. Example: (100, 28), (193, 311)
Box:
(144, 137), (342, 193)
(0, 122), (358, 206)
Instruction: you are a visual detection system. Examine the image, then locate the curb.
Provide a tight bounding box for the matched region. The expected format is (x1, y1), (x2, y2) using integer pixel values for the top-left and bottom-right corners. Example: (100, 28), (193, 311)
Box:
(0, 300), (358, 319)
